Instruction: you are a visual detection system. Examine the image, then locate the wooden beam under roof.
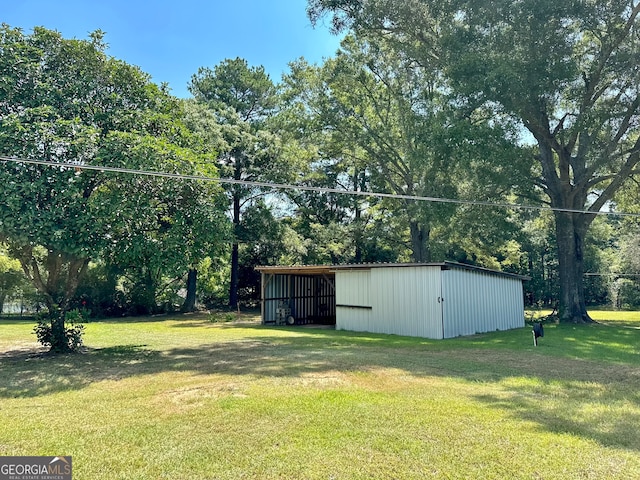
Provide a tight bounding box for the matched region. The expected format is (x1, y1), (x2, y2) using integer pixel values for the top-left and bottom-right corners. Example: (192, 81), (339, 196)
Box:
(255, 265), (335, 276)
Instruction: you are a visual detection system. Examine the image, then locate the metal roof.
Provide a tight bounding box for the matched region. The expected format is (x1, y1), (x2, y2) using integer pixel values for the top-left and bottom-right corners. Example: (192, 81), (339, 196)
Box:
(256, 262), (529, 281)
(255, 265), (335, 275)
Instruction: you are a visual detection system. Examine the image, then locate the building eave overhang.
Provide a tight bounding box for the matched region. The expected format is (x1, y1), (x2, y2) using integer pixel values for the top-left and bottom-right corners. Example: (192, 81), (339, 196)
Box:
(256, 261), (530, 281)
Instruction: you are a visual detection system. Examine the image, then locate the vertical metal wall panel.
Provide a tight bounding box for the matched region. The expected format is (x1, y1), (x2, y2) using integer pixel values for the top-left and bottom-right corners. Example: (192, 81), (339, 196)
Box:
(263, 274), (288, 323)
(365, 266), (443, 339)
(336, 306), (372, 332)
(414, 267), (445, 339)
(442, 268), (525, 338)
(371, 267), (404, 335)
(335, 270), (372, 331)
(336, 270), (371, 306)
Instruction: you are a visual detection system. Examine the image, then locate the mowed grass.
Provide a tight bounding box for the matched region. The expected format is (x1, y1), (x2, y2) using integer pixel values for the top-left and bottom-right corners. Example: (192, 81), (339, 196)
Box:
(1, 311), (639, 479)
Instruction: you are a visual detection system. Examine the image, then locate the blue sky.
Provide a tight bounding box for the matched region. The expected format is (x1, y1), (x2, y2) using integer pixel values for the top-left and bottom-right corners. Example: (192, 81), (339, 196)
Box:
(3, 0), (342, 98)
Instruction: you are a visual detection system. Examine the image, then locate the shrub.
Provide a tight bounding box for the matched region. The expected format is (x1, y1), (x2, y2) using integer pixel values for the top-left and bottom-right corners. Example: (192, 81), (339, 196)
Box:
(208, 311), (236, 323)
(33, 309), (85, 353)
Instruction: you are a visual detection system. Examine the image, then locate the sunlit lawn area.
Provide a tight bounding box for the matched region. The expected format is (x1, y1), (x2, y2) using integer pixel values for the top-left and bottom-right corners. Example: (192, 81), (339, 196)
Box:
(1, 310), (639, 479)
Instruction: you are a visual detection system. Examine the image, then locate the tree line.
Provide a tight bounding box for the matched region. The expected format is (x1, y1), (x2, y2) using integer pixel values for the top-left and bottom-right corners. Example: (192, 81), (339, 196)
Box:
(1, 0), (640, 351)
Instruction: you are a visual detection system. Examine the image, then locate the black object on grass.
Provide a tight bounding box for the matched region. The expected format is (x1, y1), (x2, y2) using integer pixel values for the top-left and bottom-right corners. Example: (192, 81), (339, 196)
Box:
(532, 322), (544, 346)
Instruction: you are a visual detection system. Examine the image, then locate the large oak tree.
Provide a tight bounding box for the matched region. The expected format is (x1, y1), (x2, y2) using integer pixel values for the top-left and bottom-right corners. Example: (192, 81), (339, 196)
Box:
(310, 0), (640, 322)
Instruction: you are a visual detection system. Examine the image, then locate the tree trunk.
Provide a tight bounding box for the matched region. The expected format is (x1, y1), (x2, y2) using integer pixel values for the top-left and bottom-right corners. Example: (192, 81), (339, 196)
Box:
(409, 221), (431, 263)
(353, 167), (366, 263)
(229, 190), (241, 309)
(16, 246), (89, 314)
(61, 257), (90, 312)
(229, 243), (239, 309)
(181, 268), (198, 312)
(50, 309), (67, 352)
(553, 211), (593, 323)
(354, 199), (363, 264)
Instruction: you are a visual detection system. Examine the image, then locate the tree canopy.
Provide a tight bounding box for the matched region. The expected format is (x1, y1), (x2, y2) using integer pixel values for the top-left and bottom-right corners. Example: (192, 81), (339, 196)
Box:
(2, 8), (640, 338)
(309, 0), (640, 322)
(189, 58), (299, 307)
(0, 25), (228, 349)
(281, 33), (530, 265)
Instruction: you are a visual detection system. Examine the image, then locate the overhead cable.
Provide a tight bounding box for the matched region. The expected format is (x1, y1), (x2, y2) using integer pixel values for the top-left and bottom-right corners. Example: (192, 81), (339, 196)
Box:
(1, 155), (639, 218)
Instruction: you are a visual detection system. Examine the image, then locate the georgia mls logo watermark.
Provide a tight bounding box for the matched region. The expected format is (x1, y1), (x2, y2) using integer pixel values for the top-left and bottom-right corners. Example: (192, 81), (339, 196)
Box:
(0, 456), (72, 480)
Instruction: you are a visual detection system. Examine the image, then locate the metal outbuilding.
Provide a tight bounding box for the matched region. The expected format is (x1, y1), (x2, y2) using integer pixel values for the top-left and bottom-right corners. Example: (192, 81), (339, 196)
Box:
(256, 262), (528, 339)
(257, 265), (337, 326)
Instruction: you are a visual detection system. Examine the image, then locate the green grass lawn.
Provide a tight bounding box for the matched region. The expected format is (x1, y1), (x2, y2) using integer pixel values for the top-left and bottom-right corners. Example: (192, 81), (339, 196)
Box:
(1, 310), (639, 479)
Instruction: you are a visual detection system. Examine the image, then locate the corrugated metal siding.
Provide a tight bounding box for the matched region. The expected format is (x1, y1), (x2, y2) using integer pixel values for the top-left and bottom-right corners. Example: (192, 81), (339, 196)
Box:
(335, 270), (372, 332)
(337, 267), (444, 338)
(262, 274), (290, 323)
(336, 270), (371, 307)
(336, 306), (372, 332)
(442, 268), (525, 338)
(370, 266), (443, 338)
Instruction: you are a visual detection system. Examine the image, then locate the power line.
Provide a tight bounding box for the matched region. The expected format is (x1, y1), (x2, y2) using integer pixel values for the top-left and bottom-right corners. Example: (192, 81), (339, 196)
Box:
(1, 155), (639, 218)
(584, 273), (640, 277)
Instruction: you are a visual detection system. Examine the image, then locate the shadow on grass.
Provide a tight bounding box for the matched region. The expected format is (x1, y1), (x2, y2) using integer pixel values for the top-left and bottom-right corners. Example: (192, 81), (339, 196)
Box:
(1, 320), (640, 451)
(258, 321), (640, 366)
(89, 314), (191, 324)
(474, 386), (640, 451)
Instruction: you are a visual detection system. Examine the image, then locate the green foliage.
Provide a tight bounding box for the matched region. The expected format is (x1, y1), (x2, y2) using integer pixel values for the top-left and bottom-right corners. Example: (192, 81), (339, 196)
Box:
(281, 34), (528, 264)
(0, 25), (176, 309)
(0, 246), (29, 313)
(0, 25), (229, 318)
(612, 179), (640, 308)
(190, 58), (277, 122)
(516, 211), (559, 307)
(193, 256), (229, 308)
(617, 280), (640, 309)
(189, 57), (298, 307)
(609, 227), (640, 309)
(33, 309), (85, 353)
(98, 133), (229, 313)
(309, 0), (640, 322)
(70, 261), (125, 318)
(207, 311), (236, 323)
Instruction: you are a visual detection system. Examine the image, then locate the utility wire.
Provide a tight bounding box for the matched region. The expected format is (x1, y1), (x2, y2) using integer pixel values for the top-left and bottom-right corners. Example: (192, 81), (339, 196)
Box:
(584, 273), (640, 276)
(1, 155), (639, 218)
